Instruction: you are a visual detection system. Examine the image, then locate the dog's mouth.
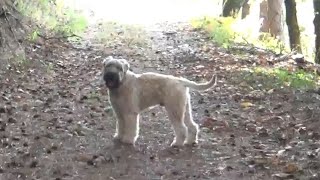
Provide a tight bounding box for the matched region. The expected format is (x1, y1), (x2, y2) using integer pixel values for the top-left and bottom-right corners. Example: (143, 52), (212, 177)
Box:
(103, 72), (121, 89)
(105, 80), (117, 88)
(106, 81), (114, 87)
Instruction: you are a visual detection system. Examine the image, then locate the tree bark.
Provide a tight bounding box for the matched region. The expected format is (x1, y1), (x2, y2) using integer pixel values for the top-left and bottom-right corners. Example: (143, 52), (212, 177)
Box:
(267, 0), (284, 39)
(241, 0), (250, 19)
(222, 0), (246, 17)
(259, 0), (269, 33)
(284, 0), (302, 53)
(314, 0), (320, 64)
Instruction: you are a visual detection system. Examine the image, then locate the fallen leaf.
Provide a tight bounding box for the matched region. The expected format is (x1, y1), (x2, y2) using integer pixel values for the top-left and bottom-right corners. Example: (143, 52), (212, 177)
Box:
(283, 163), (299, 174)
(267, 89), (274, 94)
(272, 172), (294, 179)
(240, 101), (255, 109)
(277, 149), (286, 156)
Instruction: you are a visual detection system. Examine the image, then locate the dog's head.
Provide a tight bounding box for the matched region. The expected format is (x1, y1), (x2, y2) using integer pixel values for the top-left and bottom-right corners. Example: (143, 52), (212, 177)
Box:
(102, 56), (130, 89)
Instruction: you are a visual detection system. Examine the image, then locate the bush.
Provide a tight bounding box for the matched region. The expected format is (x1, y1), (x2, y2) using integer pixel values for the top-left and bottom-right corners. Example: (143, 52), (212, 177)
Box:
(16, 0), (88, 40)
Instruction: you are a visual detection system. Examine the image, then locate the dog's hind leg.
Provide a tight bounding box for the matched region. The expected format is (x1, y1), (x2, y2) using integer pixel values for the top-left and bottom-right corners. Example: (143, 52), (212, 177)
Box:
(183, 90), (199, 145)
(165, 93), (188, 147)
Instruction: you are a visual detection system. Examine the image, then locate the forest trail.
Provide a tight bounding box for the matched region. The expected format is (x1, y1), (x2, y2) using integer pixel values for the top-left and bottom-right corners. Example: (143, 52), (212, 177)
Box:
(1, 19), (320, 180)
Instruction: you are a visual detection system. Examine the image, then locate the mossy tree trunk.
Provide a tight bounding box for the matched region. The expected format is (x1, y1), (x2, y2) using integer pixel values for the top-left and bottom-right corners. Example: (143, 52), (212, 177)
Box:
(314, 0), (320, 64)
(284, 0), (302, 53)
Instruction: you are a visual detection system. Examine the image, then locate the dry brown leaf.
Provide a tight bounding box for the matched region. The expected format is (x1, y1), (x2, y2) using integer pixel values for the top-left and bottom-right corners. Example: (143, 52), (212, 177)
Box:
(283, 163), (299, 174)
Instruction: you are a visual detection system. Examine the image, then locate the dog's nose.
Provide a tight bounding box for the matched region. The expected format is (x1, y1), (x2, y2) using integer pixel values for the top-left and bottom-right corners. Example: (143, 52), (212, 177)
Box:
(103, 72), (117, 81)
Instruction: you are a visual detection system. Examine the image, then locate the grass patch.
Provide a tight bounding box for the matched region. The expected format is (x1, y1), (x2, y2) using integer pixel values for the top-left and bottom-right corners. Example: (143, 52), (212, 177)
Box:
(241, 67), (319, 90)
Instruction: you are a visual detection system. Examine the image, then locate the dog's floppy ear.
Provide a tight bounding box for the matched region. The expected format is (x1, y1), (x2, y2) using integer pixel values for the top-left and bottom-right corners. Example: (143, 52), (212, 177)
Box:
(102, 56), (113, 65)
(120, 59), (130, 72)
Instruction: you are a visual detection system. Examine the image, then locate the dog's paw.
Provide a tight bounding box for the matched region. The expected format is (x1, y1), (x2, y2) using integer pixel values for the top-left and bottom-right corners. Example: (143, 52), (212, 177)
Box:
(184, 141), (199, 147)
(170, 140), (184, 147)
(120, 136), (136, 145)
(184, 138), (198, 145)
(113, 134), (122, 141)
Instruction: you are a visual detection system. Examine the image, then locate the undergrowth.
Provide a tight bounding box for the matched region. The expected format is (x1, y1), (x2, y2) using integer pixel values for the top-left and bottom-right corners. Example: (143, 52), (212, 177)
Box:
(190, 16), (287, 53)
(191, 16), (235, 48)
(191, 14), (315, 61)
(241, 67), (319, 90)
(16, 0), (88, 41)
(192, 15), (319, 90)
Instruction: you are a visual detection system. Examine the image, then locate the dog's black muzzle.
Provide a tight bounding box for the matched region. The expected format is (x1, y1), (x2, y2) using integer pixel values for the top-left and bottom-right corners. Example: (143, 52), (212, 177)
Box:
(103, 72), (121, 89)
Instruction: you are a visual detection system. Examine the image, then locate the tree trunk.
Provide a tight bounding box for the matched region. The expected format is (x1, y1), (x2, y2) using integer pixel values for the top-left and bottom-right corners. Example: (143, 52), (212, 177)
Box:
(259, 0), (269, 32)
(284, 0), (302, 53)
(222, 0), (246, 17)
(267, 0), (284, 39)
(241, 0), (250, 19)
(314, 0), (320, 64)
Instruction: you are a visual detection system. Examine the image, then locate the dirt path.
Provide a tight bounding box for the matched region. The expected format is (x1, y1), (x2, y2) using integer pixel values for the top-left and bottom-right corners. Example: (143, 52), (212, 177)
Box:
(1, 22), (320, 180)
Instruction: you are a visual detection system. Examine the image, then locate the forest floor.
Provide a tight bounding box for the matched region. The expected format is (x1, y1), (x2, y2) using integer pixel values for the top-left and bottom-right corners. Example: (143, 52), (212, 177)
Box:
(1, 21), (320, 180)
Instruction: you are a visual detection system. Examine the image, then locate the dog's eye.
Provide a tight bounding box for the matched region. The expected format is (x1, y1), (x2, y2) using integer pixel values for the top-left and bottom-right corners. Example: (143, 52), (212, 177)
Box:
(116, 66), (123, 71)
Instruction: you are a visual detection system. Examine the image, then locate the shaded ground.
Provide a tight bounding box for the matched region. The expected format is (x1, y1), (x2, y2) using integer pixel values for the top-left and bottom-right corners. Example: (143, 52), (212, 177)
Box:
(1, 22), (320, 180)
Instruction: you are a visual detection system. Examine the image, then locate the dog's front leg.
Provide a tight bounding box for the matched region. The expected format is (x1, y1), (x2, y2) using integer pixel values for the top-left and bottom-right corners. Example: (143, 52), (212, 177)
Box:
(112, 107), (125, 141)
(114, 119), (124, 141)
(121, 113), (139, 145)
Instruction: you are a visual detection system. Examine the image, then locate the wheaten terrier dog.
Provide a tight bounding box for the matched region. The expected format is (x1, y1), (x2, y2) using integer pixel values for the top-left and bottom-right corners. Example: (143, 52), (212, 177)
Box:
(101, 56), (217, 147)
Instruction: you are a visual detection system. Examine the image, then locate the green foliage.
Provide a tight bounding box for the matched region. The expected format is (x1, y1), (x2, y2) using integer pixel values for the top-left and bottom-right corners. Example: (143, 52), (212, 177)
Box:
(191, 16), (236, 48)
(191, 16), (288, 53)
(6, 53), (32, 72)
(255, 33), (288, 54)
(27, 29), (39, 42)
(16, 0), (88, 37)
(242, 67), (319, 90)
(54, 10), (88, 36)
(13, 54), (28, 67)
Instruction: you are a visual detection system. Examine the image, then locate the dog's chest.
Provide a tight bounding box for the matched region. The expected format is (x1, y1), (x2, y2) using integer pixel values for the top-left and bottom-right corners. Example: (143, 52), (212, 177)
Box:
(108, 88), (132, 105)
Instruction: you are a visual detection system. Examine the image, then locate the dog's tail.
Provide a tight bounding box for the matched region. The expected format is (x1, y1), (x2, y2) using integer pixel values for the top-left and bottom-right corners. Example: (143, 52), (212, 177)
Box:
(178, 75), (217, 91)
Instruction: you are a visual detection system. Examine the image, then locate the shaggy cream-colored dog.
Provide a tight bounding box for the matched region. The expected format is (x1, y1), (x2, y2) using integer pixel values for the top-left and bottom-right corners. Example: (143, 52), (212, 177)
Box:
(101, 56), (217, 147)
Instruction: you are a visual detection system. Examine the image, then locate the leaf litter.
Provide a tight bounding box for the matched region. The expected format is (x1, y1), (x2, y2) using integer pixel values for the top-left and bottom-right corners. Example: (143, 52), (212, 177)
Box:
(0, 21), (320, 180)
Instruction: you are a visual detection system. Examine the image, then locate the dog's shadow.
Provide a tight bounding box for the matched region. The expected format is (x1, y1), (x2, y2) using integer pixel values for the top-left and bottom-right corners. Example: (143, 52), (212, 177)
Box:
(157, 144), (201, 159)
(101, 141), (199, 162)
